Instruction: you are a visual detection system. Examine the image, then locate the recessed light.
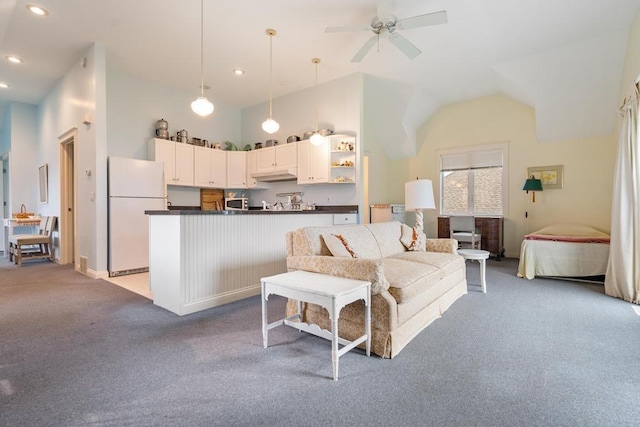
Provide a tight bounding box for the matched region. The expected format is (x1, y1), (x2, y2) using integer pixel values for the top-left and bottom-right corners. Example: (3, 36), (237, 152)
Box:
(26, 4), (49, 16)
(233, 69), (245, 76)
(6, 56), (23, 64)
(0, 83), (8, 89)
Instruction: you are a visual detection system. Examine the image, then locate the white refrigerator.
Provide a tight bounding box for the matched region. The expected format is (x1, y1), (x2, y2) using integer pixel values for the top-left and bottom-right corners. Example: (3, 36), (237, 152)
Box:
(108, 157), (166, 276)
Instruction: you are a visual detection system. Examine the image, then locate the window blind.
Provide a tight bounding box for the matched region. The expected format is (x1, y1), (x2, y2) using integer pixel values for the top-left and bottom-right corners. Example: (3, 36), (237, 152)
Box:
(440, 149), (503, 171)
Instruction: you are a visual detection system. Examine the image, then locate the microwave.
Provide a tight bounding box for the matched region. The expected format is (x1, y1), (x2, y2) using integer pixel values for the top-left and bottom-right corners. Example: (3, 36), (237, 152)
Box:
(225, 197), (248, 211)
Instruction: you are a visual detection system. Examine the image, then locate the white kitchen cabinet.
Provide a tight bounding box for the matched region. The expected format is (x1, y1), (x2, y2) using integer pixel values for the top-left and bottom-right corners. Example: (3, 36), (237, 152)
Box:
(297, 140), (329, 184)
(333, 213), (358, 225)
(246, 150), (258, 188)
(194, 146), (226, 188)
(255, 143), (297, 173)
(328, 134), (356, 184)
(148, 138), (194, 186)
(226, 151), (247, 188)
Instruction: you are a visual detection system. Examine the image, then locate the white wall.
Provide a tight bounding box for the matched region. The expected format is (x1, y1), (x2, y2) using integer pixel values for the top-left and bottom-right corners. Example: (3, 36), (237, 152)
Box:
(38, 44), (101, 271)
(106, 67), (243, 207)
(8, 103), (39, 213)
(241, 73), (362, 210)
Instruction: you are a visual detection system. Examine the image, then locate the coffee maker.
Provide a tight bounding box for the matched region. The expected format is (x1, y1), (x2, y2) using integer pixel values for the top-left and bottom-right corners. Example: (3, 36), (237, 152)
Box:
(155, 119), (169, 139)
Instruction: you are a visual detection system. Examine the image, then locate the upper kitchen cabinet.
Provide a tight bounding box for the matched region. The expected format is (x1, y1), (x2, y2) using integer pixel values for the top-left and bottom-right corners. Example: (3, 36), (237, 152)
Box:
(329, 134), (356, 184)
(246, 150), (258, 188)
(194, 146), (227, 188)
(148, 138), (194, 186)
(226, 151), (247, 188)
(297, 139), (330, 184)
(255, 143), (297, 173)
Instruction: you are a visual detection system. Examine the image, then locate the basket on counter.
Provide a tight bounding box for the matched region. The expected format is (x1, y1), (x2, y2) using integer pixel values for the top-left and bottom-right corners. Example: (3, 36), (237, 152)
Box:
(12, 212), (34, 219)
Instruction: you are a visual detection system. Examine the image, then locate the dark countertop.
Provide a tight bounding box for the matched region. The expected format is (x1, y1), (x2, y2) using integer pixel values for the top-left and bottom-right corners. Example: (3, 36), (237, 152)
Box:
(147, 205), (358, 215)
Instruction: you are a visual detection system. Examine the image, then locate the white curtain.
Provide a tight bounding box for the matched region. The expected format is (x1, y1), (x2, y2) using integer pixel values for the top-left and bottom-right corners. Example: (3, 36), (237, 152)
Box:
(605, 85), (640, 304)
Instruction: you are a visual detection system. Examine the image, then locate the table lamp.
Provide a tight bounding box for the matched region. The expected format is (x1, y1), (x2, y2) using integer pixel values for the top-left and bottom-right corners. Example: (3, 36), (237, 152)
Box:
(405, 179), (436, 232)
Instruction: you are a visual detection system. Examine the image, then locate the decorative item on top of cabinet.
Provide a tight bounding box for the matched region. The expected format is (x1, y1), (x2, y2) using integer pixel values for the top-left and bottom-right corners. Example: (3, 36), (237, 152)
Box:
(438, 216), (504, 259)
(328, 134), (356, 184)
(148, 138), (194, 186)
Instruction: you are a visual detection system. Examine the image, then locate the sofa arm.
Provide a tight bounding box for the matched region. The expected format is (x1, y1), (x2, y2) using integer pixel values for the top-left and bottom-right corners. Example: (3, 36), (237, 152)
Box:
(286, 256), (390, 295)
(426, 238), (458, 254)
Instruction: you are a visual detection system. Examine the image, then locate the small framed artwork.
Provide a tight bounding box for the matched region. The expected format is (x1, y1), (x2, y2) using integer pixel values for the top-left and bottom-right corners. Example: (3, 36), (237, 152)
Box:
(527, 165), (563, 189)
(39, 163), (48, 204)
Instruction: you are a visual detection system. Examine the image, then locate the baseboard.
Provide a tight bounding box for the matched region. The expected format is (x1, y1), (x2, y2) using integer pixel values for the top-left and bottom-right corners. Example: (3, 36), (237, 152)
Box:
(76, 265), (109, 280)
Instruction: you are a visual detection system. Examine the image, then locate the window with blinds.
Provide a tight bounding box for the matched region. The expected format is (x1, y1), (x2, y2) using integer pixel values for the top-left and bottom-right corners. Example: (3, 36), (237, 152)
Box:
(438, 144), (507, 216)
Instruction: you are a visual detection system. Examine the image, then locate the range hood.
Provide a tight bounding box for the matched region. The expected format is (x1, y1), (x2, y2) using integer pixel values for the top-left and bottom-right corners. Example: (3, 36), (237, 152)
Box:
(251, 168), (297, 182)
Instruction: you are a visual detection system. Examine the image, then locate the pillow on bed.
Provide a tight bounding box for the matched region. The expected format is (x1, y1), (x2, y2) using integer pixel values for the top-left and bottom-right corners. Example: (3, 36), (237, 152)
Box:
(532, 224), (609, 238)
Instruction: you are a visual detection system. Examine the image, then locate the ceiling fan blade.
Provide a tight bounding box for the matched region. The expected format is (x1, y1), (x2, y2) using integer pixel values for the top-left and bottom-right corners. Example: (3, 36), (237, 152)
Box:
(388, 33), (421, 59)
(376, 0), (392, 19)
(398, 10), (448, 30)
(351, 36), (378, 63)
(326, 25), (370, 33)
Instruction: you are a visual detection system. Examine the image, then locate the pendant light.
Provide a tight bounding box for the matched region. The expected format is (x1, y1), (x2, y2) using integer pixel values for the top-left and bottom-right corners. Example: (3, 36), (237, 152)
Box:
(262, 29), (279, 134)
(191, 0), (214, 116)
(309, 58), (325, 146)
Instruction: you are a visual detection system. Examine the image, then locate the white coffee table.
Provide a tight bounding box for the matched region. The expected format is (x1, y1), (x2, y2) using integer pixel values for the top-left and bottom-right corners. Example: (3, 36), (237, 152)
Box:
(261, 270), (371, 381)
(458, 249), (490, 293)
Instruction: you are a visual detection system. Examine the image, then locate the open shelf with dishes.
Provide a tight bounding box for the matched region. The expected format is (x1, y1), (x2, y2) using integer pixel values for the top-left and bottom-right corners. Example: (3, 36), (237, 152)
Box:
(328, 134), (356, 184)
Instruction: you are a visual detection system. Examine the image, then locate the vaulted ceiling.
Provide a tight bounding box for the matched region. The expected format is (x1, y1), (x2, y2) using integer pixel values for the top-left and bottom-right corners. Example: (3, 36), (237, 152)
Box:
(1, 0), (639, 141)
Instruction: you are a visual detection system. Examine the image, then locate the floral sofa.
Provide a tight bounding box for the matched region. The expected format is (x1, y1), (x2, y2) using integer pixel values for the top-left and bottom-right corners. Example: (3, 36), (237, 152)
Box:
(285, 220), (467, 358)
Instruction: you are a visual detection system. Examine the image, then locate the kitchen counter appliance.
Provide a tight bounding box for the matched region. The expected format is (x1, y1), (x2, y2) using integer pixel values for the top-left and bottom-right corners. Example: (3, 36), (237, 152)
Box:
(225, 197), (248, 211)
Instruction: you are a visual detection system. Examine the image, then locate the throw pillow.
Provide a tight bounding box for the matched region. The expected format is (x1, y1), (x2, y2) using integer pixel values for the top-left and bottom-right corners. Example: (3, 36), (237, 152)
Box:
(400, 224), (427, 251)
(322, 233), (357, 258)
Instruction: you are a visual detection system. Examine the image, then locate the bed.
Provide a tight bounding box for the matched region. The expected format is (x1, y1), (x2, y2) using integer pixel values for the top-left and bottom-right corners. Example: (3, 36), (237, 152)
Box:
(517, 224), (610, 280)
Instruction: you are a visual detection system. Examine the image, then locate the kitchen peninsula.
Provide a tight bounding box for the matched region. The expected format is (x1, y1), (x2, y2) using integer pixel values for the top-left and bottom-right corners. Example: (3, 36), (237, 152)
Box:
(146, 207), (358, 315)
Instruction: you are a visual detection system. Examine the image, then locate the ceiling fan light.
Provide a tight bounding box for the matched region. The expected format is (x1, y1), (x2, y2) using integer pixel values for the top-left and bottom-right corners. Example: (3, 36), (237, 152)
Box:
(262, 118), (279, 134)
(191, 96), (214, 116)
(310, 133), (325, 146)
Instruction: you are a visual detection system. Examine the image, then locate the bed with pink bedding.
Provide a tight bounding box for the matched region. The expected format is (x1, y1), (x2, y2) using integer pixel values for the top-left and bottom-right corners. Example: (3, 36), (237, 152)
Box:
(517, 224), (610, 280)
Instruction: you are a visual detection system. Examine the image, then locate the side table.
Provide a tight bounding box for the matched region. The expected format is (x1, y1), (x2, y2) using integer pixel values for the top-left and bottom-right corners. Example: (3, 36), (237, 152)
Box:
(458, 249), (490, 293)
(261, 270), (371, 381)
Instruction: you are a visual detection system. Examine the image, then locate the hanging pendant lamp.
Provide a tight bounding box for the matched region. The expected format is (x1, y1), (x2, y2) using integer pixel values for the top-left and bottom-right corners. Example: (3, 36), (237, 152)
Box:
(191, 0), (214, 116)
(310, 58), (326, 146)
(262, 29), (279, 134)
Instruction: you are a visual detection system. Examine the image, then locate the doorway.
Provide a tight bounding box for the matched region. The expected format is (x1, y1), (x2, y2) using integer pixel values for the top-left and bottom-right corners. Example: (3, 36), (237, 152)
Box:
(59, 129), (77, 266)
(1, 154), (8, 254)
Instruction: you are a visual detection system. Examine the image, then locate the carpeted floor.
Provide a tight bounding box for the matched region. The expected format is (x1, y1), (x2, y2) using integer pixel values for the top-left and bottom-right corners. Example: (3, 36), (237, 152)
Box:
(1, 256), (639, 426)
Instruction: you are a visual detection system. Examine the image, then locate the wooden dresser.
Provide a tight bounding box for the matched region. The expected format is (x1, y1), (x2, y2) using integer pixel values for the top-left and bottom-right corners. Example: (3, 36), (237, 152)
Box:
(438, 216), (504, 259)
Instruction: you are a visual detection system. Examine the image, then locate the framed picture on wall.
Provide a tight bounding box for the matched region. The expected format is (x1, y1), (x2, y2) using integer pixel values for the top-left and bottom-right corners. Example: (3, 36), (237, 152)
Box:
(527, 165), (563, 189)
(39, 163), (48, 204)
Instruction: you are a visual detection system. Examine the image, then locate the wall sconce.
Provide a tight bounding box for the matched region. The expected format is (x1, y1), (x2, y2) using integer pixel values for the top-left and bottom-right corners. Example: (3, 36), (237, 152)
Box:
(522, 175), (543, 202)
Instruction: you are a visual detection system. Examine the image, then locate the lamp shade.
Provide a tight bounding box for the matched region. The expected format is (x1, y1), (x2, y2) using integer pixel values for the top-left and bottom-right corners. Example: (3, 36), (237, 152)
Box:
(522, 178), (543, 192)
(191, 96), (214, 116)
(261, 117), (279, 134)
(310, 132), (325, 146)
(405, 179), (436, 211)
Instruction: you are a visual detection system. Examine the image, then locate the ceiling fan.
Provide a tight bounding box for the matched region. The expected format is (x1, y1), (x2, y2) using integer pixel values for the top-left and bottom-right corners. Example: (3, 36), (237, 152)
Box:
(325, 0), (448, 62)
